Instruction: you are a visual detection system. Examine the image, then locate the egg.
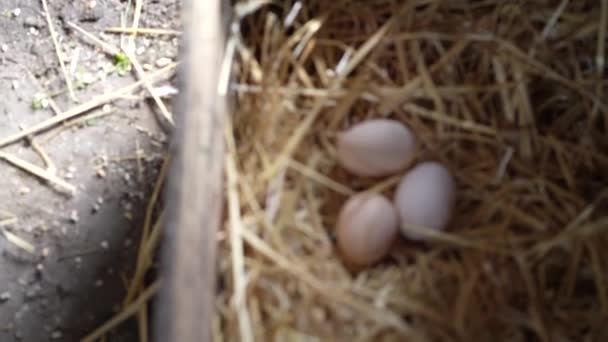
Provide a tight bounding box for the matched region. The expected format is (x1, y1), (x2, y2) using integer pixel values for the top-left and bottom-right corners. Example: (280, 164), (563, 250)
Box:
(394, 161), (455, 240)
(336, 193), (399, 267)
(336, 119), (417, 177)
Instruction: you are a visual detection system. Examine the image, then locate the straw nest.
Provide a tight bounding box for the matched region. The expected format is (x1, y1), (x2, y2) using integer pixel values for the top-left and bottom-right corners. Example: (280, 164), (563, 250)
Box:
(217, 1), (608, 341)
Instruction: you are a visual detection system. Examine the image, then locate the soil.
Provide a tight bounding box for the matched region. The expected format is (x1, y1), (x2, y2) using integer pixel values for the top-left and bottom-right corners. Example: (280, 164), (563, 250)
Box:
(0, 0), (180, 340)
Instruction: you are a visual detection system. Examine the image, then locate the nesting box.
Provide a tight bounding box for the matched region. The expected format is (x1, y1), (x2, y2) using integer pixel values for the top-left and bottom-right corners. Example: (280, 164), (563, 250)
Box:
(161, 1), (608, 341)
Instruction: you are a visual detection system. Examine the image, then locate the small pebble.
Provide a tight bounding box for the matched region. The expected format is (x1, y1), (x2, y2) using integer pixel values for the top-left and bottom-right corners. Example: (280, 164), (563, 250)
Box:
(74, 256), (82, 264)
(23, 16), (42, 28)
(94, 279), (103, 287)
(41, 247), (50, 257)
(155, 57), (172, 68)
(136, 46), (146, 55)
(0, 291), (11, 302)
(79, 72), (96, 85)
(154, 85), (179, 98)
(12, 8), (21, 17)
(50, 331), (62, 339)
(100, 240), (109, 249)
(1, 44), (8, 52)
(18, 276), (30, 286)
(69, 210), (79, 223)
(96, 168), (106, 178)
(91, 203), (100, 214)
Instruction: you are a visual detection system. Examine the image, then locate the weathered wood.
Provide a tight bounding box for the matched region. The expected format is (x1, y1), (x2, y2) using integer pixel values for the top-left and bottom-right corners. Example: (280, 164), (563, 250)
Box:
(156, 0), (228, 341)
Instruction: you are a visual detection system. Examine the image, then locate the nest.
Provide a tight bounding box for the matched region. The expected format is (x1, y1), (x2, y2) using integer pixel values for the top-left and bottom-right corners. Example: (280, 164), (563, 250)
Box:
(217, 1), (608, 341)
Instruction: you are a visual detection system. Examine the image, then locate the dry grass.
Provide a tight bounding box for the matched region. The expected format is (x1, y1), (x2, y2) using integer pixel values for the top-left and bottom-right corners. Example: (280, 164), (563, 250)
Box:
(216, 0), (608, 341)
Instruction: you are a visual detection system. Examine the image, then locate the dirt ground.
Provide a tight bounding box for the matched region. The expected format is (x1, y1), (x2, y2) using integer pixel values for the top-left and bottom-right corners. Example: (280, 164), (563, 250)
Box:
(0, 0), (180, 340)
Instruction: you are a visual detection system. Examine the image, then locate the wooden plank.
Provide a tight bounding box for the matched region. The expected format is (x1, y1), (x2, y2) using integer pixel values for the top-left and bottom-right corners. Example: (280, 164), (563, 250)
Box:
(155, 0), (228, 341)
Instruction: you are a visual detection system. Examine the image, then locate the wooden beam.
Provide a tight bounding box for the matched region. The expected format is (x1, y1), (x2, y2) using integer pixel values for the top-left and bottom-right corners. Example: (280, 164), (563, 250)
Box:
(156, 0), (228, 341)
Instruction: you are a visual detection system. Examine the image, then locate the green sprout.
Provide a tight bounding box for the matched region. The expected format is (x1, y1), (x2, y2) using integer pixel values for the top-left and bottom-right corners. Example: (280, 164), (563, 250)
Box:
(85, 118), (98, 126)
(114, 53), (131, 76)
(31, 93), (48, 110)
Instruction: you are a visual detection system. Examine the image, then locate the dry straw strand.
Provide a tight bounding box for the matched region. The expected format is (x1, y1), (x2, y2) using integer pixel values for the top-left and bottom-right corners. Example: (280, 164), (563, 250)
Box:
(68, 21), (122, 56)
(105, 27), (182, 35)
(124, 49), (175, 126)
(81, 281), (160, 342)
(0, 63), (176, 148)
(41, 0), (78, 102)
(0, 151), (76, 195)
(262, 8), (401, 179)
(225, 120), (254, 342)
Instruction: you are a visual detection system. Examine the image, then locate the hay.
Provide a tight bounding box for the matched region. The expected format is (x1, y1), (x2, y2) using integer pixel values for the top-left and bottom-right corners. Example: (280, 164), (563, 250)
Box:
(218, 0), (608, 341)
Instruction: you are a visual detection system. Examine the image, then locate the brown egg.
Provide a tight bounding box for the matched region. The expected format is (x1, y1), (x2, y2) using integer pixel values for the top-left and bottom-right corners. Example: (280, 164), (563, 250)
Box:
(336, 119), (417, 177)
(336, 193), (399, 267)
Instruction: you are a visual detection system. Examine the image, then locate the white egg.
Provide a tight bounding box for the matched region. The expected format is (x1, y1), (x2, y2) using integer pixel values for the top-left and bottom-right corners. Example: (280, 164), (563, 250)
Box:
(394, 161), (455, 240)
(336, 119), (417, 177)
(336, 193), (399, 267)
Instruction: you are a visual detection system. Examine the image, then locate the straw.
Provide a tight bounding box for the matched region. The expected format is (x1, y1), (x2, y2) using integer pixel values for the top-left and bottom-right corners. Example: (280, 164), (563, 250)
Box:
(214, 1), (608, 340)
(81, 281), (160, 342)
(82, 1), (608, 340)
(105, 27), (182, 36)
(0, 151), (76, 195)
(0, 63), (176, 148)
(41, 0), (77, 102)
